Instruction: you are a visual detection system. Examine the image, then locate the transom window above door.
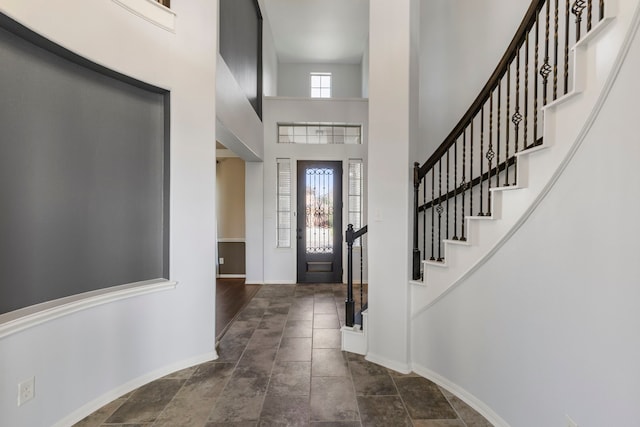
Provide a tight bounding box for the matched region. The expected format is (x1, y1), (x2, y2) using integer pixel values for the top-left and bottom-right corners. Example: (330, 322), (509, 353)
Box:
(310, 72), (331, 98)
(278, 123), (362, 145)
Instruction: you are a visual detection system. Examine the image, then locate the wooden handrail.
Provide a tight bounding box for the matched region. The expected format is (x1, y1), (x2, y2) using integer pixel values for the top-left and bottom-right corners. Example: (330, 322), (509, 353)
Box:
(417, 0), (546, 180)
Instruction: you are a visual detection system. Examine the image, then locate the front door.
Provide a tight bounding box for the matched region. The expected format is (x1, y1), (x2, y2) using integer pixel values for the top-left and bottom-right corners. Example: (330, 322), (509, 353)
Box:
(296, 161), (343, 283)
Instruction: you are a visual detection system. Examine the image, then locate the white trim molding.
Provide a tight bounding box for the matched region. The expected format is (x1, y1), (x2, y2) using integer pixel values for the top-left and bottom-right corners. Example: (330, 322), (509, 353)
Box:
(217, 237), (246, 243)
(0, 279), (177, 340)
(112, 0), (176, 32)
(412, 363), (510, 427)
(53, 351), (216, 427)
(217, 274), (246, 279)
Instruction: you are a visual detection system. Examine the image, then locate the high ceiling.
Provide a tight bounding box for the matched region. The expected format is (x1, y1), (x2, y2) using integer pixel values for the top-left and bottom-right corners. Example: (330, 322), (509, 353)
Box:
(262, 0), (369, 64)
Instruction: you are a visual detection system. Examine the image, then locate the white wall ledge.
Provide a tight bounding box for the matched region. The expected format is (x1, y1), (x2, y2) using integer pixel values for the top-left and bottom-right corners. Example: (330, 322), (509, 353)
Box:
(0, 279), (178, 340)
(112, 0), (176, 32)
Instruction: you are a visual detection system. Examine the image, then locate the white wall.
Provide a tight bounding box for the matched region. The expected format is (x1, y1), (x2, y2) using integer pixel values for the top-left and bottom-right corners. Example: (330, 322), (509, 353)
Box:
(411, 13), (640, 426)
(216, 55), (264, 162)
(0, 1), (218, 426)
(365, 0), (419, 373)
(278, 63), (363, 98)
(361, 38), (370, 98)
(418, 0), (530, 160)
(261, 97), (368, 284)
(245, 161), (265, 284)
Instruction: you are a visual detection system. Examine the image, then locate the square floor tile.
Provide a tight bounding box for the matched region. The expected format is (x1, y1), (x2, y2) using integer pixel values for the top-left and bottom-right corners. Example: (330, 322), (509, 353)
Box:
(357, 395), (412, 427)
(314, 313), (340, 329)
(393, 377), (457, 420)
(310, 377), (358, 422)
(312, 349), (349, 377)
(268, 361), (311, 396)
(284, 319), (313, 338)
(313, 328), (341, 348)
(259, 393), (310, 425)
(277, 337), (312, 362)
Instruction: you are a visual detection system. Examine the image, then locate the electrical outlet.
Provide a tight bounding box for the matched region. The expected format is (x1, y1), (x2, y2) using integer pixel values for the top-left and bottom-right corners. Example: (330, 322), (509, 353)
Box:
(566, 415), (578, 427)
(219, 257), (224, 265)
(17, 377), (35, 406)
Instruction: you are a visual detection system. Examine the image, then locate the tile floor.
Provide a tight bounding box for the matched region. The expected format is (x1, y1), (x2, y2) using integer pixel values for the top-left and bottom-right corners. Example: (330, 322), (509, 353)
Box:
(75, 284), (492, 427)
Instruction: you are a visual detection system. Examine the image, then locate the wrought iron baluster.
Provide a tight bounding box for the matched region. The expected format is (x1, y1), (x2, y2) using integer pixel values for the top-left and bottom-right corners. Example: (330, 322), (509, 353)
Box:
(496, 81), (501, 189)
(524, 32), (529, 150)
(506, 63), (511, 186)
(430, 168), (435, 261)
(461, 128), (467, 242)
(479, 106), (485, 216)
(534, 11), (540, 143)
(359, 235), (364, 314)
(487, 91), (494, 216)
(453, 139), (458, 240)
(588, 0), (593, 31)
(600, 0), (604, 20)
(470, 119), (474, 218)
(513, 47), (523, 184)
(565, 0), (570, 95)
(541, 0), (552, 106)
(422, 178), (426, 264)
(437, 159), (443, 262)
(573, 0), (586, 42)
(446, 149), (450, 241)
(554, 0), (559, 101)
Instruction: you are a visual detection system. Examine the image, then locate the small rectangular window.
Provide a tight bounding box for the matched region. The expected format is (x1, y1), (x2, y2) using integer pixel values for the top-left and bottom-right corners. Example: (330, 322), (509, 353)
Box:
(310, 72), (332, 98)
(276, 158), (292, 247)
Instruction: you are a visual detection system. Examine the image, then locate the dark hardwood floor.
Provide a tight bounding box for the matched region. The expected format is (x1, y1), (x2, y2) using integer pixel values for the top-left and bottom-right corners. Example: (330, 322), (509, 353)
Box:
(216, 278), (260, 339)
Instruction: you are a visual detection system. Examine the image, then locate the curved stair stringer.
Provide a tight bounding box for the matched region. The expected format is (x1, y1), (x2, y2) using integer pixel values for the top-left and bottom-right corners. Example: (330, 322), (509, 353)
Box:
(410, 0), (640, 318)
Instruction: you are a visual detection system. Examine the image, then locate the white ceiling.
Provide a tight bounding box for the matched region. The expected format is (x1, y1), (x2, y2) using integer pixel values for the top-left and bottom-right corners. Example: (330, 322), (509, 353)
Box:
(262, 0), (369, 64)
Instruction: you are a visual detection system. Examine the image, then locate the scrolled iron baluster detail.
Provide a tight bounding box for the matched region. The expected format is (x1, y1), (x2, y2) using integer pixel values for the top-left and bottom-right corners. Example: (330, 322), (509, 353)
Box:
(587, 0), (593, 31)
(487, 92), (494, 216)
(572, 0), (587, 42)
(485, 145), (495, 216)
(542, 0), (551, 106)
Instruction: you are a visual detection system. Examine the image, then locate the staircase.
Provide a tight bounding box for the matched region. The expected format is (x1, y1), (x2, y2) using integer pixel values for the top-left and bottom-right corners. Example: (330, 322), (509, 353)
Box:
(410, 0), (639, 317)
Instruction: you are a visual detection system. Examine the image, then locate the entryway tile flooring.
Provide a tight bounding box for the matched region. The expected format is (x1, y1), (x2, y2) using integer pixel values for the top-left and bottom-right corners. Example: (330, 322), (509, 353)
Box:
(75, 284), (492, 427)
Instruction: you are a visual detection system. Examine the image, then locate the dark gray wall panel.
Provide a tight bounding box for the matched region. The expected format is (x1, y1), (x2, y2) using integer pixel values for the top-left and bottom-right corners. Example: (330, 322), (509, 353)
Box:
(0, 24), (168, 314)
(219, 0), (262, 118)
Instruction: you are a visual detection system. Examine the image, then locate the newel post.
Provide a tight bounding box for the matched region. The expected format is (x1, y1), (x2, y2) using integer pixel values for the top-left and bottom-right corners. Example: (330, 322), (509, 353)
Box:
(345, 224), (355, 327)
(412, 163), (421, 280)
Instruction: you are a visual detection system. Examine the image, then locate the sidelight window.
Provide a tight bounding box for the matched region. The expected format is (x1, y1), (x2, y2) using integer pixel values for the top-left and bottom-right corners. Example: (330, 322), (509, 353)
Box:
(276, 158), (292, 248)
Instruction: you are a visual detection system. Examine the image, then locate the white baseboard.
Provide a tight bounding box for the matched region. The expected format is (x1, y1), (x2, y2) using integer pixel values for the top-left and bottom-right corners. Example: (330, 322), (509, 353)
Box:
(263, 280), (297, 285)
(365, 352), (411, 375)
(217, 274), (246, 279)
(411, 362), (510, 427)
(53, 351), (217, 427)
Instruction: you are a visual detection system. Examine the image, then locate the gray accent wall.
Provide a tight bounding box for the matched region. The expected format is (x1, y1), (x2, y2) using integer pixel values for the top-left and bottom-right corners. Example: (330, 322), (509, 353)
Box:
(0, 23), (168, 314)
